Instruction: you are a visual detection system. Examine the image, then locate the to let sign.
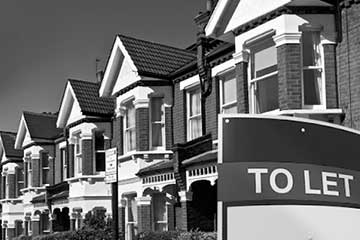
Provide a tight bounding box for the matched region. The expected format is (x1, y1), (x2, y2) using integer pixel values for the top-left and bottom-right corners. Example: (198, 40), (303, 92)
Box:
(105, 148), (117, 184)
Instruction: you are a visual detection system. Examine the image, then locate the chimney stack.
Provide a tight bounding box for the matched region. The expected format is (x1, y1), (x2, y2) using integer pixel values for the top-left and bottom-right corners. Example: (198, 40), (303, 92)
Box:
(206, 0), (215, 12)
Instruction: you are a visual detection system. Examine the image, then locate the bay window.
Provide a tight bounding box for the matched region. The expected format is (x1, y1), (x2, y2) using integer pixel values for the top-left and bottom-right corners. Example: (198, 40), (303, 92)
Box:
(219, 71), (237, 113)
(187, 87), (202, 140)
(301, 30), (324, 107)
(124, 100), (136, 152)
(249, 36), (278, 113)
(150, 97), (165, 149)
(94, 131), (106, 172)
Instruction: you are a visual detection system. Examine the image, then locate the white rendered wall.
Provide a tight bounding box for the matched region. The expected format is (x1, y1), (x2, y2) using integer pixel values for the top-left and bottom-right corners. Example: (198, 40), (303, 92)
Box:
(66, 98), (83, 126)
(226, 205), (360, 240)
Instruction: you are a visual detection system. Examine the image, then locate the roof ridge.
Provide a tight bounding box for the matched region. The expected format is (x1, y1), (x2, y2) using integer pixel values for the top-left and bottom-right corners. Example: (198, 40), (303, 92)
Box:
(117, 34), (196, 56)
(23, 111), (58, 118)
(0, 131), (17, 135)
(68, 78), (99, 86)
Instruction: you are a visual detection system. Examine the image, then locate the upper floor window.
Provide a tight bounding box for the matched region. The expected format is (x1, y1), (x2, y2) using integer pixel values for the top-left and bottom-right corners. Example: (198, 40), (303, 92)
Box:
(150, 97), (165, 149)
(94, 131), (106, 172)
(28, 160), (32, 188)
(60, 148), (67, 181)
(16, 166), (24, 196)
(301, 29), (324, 107)
(249, 35), (278, 113)
(74, 133), (82, 175)
(219, 71), (237, 113)
(124, 100), (136, 152)
(187, 87), (202, 140)
(41, 152), (49, 185)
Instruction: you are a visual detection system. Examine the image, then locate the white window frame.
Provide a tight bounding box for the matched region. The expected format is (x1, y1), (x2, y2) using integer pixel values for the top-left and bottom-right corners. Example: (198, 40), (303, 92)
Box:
(41, 152), (50, 186)
(123, 99), (136, 153)
(60, 148), (67, 181)
(247, 31), (279, 114)
(5, 174), (9, 199)
(94, 131), (106, 173)
(186, 85), (202, 141)
(73, 133), (82, 176)
(219, 69), (237, 114)
(149, 96), (165, 150)
(300, 27), (326, 110)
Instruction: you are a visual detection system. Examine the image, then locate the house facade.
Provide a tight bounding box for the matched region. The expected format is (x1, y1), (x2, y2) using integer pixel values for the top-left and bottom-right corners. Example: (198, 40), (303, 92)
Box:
(0, 0), (360, 239)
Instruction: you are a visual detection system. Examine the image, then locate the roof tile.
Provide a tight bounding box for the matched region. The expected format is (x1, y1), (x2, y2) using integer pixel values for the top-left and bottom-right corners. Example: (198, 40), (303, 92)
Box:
(0, 132), (23, 158)
(23, 112), (62, 140)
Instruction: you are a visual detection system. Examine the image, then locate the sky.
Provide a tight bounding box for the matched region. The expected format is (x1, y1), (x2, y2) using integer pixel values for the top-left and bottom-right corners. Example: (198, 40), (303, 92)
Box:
(0, 0), (207, 132)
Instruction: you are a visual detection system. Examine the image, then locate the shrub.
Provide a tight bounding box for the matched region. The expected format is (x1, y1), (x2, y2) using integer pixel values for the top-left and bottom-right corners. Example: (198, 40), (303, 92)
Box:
(135, 231), (180, 240)
(135, 230), (217, 240)
(177, 230), (217, 240)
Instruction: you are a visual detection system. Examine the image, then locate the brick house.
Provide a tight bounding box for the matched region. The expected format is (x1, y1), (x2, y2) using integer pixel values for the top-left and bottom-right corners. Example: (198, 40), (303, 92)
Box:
(0, 0), (360, 239)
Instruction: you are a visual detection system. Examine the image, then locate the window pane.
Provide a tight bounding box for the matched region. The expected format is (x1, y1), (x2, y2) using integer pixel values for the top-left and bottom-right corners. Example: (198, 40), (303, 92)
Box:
(126, 129), (136, 151)
(153, 194), (167, 231)
(302, 31), (321, 67)
(95, 132), (104, 151)
(303, 69), (322, 105)
(151, 98), (163, 122)
(42, 170), (48, 185)
(223, 77), (237, 105)
(223, 105), (237, 114)
(126, 102), (135, 128)
(42, 152), (49, 167)
(152, 123), (163, 147)
(255, 74), (279, 113)
(190, 116), (202, 139)
(190, 90), (201, 116)
(96, 152), (105, 171)
(253, 41), (277, 78)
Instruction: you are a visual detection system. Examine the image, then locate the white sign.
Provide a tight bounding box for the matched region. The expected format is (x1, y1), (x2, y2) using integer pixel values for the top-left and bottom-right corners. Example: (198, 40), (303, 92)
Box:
(105, 148), (117, 183)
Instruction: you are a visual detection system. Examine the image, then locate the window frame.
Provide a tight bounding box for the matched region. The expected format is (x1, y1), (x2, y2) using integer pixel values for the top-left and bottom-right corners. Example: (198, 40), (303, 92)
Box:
(186, 85), (202, 141)
(60, 147), (67, 181)
(219, 69), (237, 114)
(27, 159), (32, 188)
(73, 132), (82, 176)
(300, 27), (326, 109)
(123, 99), (136, 153)
(247, 32), (279, 114)
(93, 130), (106, 173)
(40, 151), (50, 186)
(149, 96), (166, 150)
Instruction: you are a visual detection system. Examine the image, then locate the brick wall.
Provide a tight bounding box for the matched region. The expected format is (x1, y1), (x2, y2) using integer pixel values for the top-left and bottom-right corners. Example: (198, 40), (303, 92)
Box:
(165, 107), (173, 150)
(82, 139), (93, 175)
(32, 157), (40, 187)
(68, 145), (74, 178)
(136, 108), (149, 151)
(137, 205), (151, 232)
(112, 116), (124, 155)
(173, 83), (186, 144)
(205, 77), (219, 140)
(324, 44), (338, 109)
(277, 44), (302, 110)
(118, 207), (125, 233)
(236, 62), (249, 113)
(7, 228), (15, 240)
(8, 174), (16, 198)
(337, 3), (360, 129)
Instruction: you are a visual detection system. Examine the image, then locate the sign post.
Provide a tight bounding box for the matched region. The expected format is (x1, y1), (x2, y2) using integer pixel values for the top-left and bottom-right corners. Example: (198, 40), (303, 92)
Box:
(218, 114), (360, 240)
(106, 148), (118, 240)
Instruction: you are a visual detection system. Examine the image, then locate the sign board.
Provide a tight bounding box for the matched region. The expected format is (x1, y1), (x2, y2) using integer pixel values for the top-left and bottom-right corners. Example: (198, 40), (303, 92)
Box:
(105, 147), (117, 184)
(218, 114), (360, 240)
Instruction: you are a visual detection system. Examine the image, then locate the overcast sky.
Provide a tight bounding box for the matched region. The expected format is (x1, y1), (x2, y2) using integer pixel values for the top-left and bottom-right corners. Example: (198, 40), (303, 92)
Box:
(0, 0), (206, 132)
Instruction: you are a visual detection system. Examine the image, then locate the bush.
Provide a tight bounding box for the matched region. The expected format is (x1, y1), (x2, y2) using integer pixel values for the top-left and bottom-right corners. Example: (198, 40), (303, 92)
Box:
(136, 231), (180, 240)
(177, 230), (217, 240)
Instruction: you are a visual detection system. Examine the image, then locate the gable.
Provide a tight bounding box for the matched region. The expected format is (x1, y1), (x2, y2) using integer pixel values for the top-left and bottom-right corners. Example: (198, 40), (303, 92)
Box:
(57, 82), (85, 128)
(66, 96), (84, 126)
(99, 36), (139, 97)
(15, 115), (31, 149)
(206, 0), (334, 37)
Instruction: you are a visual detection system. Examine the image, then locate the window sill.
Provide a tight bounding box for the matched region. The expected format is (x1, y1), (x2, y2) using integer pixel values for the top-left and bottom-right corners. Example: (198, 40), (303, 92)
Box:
(262, 108), (343, 116)
(66, 174), (105, 184)
(0, 198), (22, 204)
(20, 186), (46, 194)
(118, 150), (173, 162)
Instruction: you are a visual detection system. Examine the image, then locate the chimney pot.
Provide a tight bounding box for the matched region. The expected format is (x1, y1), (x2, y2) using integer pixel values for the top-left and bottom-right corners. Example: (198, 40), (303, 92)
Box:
(96, 70), (104, 83)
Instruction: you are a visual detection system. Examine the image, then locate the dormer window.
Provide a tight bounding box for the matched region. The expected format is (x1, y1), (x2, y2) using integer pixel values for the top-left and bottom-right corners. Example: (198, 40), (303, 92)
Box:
(248, 35), (278, 113)
(301, 28), (325, 108)
(124, 100), (136, 153)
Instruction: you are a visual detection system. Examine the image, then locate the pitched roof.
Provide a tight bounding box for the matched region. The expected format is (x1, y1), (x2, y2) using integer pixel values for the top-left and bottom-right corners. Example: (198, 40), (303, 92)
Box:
(118, 35), (196, 78)
(137, 160), (174, 176)
(23, 112), (62, 140)
(69, 79), (115, 116)
(0, 132), (23, 158)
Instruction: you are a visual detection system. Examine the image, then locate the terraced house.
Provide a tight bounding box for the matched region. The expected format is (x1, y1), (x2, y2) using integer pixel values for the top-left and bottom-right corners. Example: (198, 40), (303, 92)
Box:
(0, 0), (359, 239)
